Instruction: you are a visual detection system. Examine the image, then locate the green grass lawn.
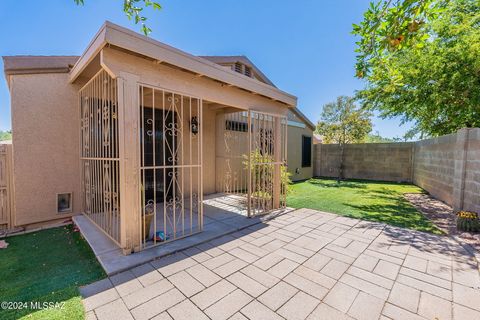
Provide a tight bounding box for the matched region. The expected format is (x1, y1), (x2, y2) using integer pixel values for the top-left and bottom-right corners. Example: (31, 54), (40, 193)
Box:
(0, 225), (105, 320)
(287, 178), (442, 234)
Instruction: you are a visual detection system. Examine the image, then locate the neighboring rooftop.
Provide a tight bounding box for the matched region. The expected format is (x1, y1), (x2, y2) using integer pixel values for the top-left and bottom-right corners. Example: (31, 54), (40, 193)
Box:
(3, 56), (79, 75)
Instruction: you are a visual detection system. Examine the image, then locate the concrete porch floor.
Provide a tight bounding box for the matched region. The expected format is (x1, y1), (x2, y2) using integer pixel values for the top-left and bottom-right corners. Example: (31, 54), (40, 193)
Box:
(74, 193), (293, 275)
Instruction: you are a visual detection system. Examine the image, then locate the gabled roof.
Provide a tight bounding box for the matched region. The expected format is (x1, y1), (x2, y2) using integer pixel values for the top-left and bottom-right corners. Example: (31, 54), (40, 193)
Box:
(199, 55), (276, 87)
(70, 21), (296, 106)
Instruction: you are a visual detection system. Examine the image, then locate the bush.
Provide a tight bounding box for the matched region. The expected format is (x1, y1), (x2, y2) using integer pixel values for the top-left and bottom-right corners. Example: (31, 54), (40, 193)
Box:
(456, 211), (480, 233)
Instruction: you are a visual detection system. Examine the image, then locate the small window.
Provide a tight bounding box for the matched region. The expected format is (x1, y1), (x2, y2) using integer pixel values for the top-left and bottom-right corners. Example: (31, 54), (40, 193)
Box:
(57, 193), (72, 213)
(301, 136), (312, 167)
(225, 120), (248, 132)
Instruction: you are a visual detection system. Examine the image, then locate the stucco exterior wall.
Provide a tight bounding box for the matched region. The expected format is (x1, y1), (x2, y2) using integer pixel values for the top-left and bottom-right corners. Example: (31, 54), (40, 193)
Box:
(287, 125), (313, 181)
(9, 73), (81, 226)
(202, 107), (217, 194)
(314, 143), (414, 182)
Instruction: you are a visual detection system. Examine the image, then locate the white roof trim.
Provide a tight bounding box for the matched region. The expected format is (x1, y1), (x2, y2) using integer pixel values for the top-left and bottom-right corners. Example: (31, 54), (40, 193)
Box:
(70, 21), (297, 106)
(288, 120), (306, 128)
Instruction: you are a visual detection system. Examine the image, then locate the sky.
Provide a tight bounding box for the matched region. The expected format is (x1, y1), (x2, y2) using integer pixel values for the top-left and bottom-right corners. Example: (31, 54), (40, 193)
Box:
(0, 0), (412, 138)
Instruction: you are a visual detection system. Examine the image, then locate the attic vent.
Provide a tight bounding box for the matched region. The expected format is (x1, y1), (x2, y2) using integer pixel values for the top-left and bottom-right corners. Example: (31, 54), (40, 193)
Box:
(234, 62), (243, 73)
(244, 66), (252, 77)
(233, 62), (253, 78)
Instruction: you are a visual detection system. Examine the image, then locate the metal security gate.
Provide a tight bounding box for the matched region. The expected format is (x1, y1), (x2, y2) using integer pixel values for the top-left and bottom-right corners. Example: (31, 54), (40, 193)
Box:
(217, 111), (249, 197)
(139, 85), (202, 249)
(217, 110), (287, 217)
(248, 111), (287, 216)
(79, 70), (121, 244)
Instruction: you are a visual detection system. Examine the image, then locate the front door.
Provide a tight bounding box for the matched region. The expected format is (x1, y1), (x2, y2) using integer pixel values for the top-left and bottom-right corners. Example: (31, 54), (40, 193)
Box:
(139, 85), (203, 249)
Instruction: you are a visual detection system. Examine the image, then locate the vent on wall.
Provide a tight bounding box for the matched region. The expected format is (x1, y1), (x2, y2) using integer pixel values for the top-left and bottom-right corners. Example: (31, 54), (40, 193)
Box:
(244, 66), (252, 77)
(57, 193), (72, 213)
(233, 62), (253, 78)
(234, 62), (243, 73)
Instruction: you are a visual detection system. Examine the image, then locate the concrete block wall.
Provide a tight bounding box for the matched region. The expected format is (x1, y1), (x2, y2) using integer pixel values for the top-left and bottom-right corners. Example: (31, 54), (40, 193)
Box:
(314, 142), (414, 182)
(314, 128), (480, 212)
(463, 128), (480, 213)
(413, 133), (457, 206)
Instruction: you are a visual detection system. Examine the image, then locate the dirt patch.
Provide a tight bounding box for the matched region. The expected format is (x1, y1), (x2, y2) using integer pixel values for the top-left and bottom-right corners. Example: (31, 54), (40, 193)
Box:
(405, 193), (480, 253)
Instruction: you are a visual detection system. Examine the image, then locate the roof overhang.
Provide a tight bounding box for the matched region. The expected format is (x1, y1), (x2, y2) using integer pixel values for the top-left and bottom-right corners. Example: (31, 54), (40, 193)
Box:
(3, 55), (79, 89)
(69, 21), (297, 107)
(291, 107), (315, 130)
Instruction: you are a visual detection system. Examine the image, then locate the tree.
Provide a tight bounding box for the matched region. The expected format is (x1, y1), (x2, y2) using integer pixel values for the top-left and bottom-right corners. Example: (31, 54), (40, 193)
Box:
(353, 0), (480, 138)
(316, 96), (372, 179)
(74, 0), (162, 35)
(0, 130), (12, 141)
(316, 96), (373, 144)
(365, 131), (403, 143)
(352, 0), (445, 77)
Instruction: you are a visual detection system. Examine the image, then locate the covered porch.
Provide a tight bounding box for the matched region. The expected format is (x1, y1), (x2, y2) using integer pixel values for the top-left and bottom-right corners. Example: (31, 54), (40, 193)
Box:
(72, 22), (295, 255)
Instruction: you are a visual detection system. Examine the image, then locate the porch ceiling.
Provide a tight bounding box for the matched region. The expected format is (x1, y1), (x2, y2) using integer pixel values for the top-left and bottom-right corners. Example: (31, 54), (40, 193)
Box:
(69, 21), (297, 107)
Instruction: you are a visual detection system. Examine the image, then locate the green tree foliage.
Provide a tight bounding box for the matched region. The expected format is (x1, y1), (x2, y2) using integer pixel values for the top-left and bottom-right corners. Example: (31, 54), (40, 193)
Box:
(354, 0), (480, 137)
(365, 131), (403, 143)
(74, 0), (162, 35)
(0, 130), (12, 141)
(315, 96), (373, 144)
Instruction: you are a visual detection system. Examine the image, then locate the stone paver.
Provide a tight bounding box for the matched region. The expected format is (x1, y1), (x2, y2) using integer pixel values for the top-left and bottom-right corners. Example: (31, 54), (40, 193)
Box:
(258, 281), (298, 311)
(204, 289), (252, 320)
(81, 208), (480, 320)
(277, 291), (319, 320)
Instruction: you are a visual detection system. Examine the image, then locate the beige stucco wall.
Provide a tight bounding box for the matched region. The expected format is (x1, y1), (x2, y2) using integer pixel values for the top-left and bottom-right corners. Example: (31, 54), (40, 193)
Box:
(203, 107), (216, 194)
(9, 73), (81, 226)
(314, 143), (414, 182)
(287, 125), (313, 181)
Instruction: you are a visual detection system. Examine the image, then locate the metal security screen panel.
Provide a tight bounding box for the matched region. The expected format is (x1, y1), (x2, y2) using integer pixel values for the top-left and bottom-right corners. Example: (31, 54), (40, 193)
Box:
(139, 85), (203, 249)
(217, 110), (287, 217)
(218, 111), (249, 197)
(249, 111), (288, 216)
(79, 70), (121, 244)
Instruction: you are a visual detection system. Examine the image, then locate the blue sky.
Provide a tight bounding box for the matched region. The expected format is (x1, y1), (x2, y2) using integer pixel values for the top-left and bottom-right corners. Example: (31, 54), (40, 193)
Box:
(0, 0), (411, 138)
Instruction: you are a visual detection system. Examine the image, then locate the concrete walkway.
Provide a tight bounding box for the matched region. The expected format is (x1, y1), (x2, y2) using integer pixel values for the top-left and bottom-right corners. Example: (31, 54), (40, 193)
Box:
(81, 208), (480, 320)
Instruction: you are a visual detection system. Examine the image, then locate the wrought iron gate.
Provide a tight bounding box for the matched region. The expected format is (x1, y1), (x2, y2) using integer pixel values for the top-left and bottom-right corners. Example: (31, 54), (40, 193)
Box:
(218, 110), (287, 217)
(79, 70), (121, 244)
(139, 85), (203, 249)
(248, 111), (288, 216)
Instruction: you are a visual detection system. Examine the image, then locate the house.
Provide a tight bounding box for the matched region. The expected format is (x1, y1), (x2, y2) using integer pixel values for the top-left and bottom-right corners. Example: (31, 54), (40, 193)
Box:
(2, 21), (298, 254)
(286, 108), (315, 182)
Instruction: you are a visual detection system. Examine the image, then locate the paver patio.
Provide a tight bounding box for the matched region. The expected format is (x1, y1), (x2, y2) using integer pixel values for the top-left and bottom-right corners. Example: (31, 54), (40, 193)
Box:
(81, 208), (480, 320)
